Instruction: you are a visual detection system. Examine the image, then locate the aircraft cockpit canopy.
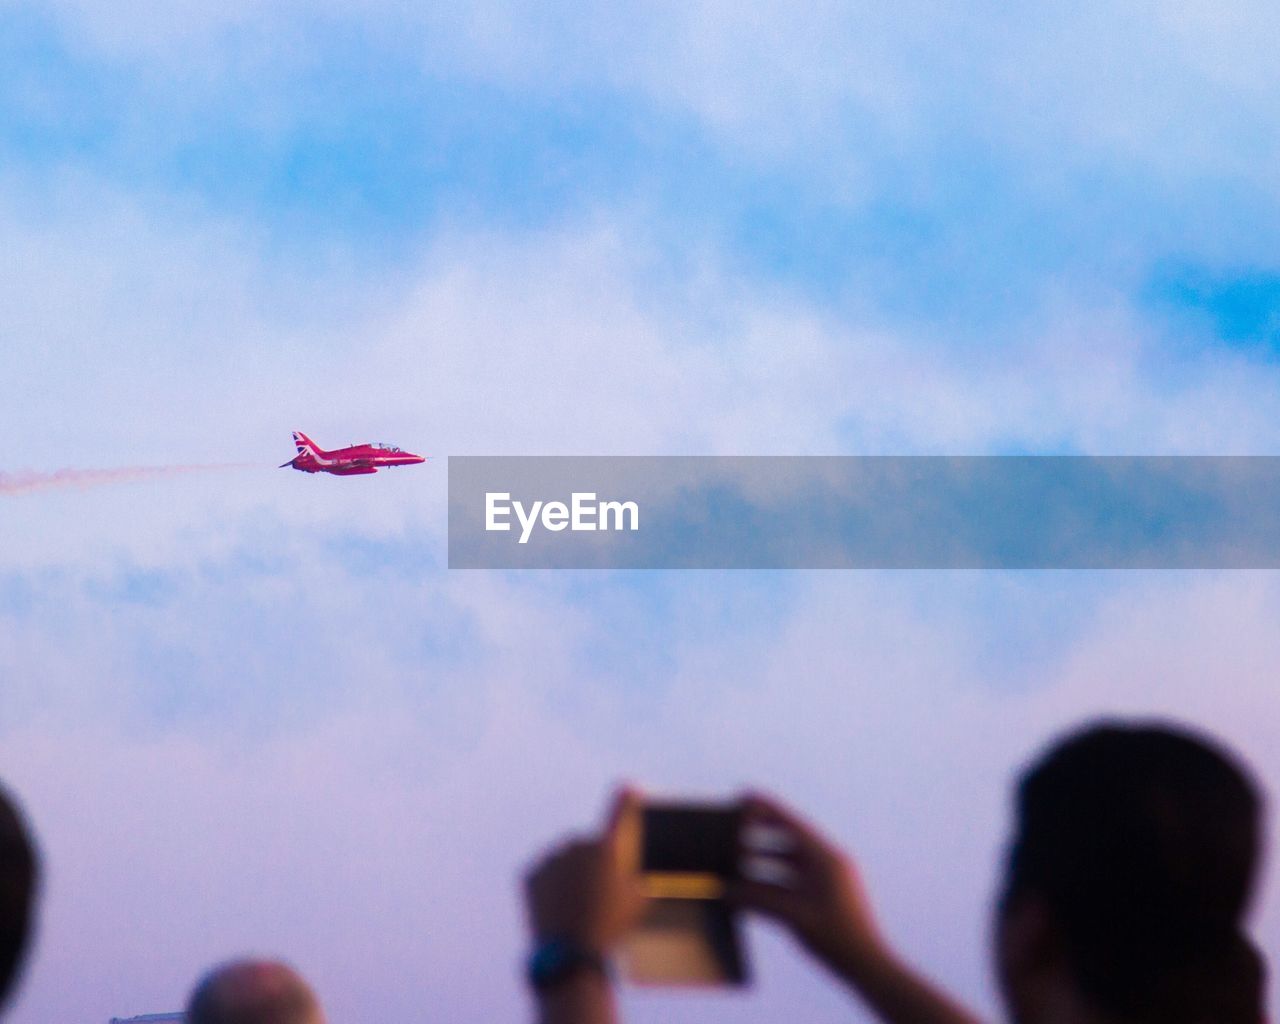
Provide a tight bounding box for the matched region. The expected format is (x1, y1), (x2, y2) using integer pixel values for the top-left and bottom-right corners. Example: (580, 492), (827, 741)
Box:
(372, 443), (403, 452)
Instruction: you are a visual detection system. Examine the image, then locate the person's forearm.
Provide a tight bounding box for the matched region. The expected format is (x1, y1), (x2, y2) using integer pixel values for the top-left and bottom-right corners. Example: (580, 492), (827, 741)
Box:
(535, 973), (619, 1024)
(825, 942), (984, 1024)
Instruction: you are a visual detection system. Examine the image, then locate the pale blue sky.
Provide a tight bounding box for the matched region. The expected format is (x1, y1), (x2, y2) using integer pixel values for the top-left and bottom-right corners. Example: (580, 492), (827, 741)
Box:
(5, 3), (1280, 335)
(3, 4), (1280, 1023)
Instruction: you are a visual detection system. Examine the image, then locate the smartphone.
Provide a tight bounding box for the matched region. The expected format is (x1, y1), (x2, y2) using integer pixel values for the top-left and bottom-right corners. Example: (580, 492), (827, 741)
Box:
(620, 800), (749, 987)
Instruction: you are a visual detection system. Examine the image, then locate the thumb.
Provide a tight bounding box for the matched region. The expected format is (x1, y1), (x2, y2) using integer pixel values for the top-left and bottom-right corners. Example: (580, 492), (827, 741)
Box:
(603, 785), (644, 870)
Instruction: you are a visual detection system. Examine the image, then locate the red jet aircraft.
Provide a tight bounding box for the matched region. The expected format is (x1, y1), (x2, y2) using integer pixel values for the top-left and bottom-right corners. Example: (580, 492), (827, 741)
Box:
(280, 431), (427, 476)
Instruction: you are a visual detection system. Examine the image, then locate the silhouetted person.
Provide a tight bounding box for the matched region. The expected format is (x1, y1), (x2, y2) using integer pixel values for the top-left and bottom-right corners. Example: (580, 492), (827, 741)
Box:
(0, 783), (37, 1016)
(186, 959), (325, 1024)
(998, 723), (1264, 1024)
(523, 719), (1267, 1024)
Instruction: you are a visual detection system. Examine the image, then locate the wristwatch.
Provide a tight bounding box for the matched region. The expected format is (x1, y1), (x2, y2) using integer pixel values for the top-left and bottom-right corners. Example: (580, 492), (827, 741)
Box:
(526, 937), (610, 992)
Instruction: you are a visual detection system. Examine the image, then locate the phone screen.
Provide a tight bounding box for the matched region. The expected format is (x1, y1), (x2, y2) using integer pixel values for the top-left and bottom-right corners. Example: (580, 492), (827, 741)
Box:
(642, 804), (742, 877)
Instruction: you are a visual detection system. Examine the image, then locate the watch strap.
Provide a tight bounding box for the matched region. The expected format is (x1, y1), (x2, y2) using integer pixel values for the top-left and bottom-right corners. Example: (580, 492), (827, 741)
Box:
(527, 937), (610, 992)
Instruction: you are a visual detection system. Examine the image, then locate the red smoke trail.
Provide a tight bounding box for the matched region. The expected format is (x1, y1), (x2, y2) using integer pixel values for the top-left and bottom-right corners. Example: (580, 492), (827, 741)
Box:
(0, 464), (255, 496)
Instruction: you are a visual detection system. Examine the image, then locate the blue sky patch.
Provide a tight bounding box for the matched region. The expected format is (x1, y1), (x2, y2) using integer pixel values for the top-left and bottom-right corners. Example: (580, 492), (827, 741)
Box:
(1145, 265), (1280, 350)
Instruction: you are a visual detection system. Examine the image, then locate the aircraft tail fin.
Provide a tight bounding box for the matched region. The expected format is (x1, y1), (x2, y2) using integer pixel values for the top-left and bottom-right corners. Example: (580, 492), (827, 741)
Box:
(292, 431), (321, 456)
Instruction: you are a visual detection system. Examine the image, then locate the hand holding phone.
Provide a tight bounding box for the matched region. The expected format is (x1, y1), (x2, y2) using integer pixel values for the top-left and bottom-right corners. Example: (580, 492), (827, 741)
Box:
(524, 789), (647, 953)
(732, 793), (885, 985)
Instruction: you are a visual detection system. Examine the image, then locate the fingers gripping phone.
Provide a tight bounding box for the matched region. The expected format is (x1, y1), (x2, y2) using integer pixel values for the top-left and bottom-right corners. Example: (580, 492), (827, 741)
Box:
(621, 801), (750, 987)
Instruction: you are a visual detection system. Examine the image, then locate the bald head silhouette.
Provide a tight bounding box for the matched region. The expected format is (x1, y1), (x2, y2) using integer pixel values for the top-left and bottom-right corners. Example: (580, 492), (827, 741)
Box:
(0, 783), (37, 1015)
(186, 960), (324, 1024)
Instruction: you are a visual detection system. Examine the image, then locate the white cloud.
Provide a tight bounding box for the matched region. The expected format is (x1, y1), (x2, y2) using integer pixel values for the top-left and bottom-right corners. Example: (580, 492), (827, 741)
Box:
(11, 0), (1280, 191)
(5, 176), (1280, 577)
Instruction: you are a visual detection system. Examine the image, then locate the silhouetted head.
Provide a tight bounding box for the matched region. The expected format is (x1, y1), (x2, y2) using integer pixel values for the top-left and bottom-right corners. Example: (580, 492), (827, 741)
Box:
(0, 784), (38, 1014)
(997, 721), (1265, 1024)
(186, 960), (325, 1024)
